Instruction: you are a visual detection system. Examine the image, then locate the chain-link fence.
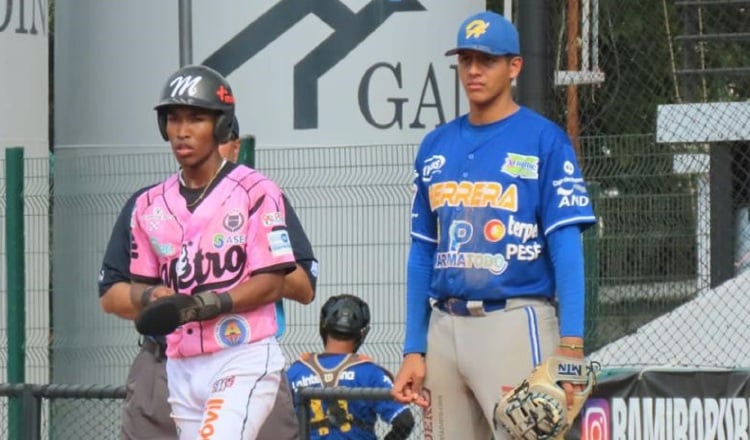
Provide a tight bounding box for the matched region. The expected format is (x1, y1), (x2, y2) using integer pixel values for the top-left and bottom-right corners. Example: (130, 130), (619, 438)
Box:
(489, 0), (750, 367)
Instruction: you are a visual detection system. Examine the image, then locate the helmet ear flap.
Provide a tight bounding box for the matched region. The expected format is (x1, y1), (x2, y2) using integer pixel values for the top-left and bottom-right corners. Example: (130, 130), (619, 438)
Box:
(214, 113), (232, 143)
(157, 111), (169, 141)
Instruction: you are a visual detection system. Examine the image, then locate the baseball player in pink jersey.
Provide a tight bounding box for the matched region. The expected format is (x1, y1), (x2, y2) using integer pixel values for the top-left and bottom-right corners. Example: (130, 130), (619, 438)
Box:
(129, 64), (296, 439)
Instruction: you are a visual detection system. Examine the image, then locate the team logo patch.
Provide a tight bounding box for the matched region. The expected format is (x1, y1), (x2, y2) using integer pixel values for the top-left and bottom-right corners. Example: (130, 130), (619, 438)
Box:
(465, 19), (490, 39)
(262, 211), (285, 227)
(168, 75), (202, 98)
(214, 315), (251, 348)
(484, 219), (506, 242)
(501, 153), (539, 179)
(223, 210), (244, 232)
(141, 207), (175, 232)
(422, 155), (446, 182)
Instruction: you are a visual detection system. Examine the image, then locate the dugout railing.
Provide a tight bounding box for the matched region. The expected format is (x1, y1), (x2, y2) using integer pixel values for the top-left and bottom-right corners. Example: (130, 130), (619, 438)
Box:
(0, 383), (125, 440)
(0, 383), (422, 440)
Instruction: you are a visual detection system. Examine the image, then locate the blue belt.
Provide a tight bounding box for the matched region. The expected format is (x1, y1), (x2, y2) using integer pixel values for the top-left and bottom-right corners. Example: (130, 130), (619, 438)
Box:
(430, 297), (506, 317)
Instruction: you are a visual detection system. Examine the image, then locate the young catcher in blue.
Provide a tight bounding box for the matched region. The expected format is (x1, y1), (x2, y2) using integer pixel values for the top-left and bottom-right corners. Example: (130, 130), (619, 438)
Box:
(288, 294), (415, 440)
(391, 11), (597, 439)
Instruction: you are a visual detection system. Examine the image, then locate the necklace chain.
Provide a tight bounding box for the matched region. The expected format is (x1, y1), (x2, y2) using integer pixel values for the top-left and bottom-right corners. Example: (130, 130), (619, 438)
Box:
(183, 160), (226, 208)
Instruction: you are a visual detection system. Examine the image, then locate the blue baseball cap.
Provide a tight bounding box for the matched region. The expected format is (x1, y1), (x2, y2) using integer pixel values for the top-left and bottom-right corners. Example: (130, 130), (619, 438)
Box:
(445, 11), (520, 57)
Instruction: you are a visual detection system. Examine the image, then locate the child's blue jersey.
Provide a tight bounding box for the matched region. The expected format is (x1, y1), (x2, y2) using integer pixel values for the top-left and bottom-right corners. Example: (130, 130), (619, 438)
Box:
(411, 107), (597, 302)
(287, 354), (409, 439)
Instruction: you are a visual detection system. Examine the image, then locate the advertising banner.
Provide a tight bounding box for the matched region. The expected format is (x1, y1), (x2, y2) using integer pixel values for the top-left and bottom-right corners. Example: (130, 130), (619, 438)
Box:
(570, 369), (750, 440)
(55, 0), (484, 148)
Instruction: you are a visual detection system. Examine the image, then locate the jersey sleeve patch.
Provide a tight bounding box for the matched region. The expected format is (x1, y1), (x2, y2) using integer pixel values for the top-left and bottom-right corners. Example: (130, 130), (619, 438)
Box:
(267, 230), (293, 257)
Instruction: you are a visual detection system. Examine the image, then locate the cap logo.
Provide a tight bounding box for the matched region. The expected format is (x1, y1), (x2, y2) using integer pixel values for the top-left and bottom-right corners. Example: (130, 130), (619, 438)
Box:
(168, 75), (202, 97)
(465, 19), (490, 39)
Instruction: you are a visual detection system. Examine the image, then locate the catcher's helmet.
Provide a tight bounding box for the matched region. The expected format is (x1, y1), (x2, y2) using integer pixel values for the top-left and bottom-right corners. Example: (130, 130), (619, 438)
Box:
(154, 64), (236, 143)
(319, 294), (371, 352)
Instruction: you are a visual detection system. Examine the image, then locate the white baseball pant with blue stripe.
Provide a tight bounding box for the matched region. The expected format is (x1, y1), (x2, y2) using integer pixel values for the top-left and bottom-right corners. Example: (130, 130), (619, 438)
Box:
(423, 297), (559, 440)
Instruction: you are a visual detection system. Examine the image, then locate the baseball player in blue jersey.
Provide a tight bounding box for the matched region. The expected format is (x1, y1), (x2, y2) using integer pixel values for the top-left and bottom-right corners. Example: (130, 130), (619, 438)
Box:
(287, 294), (415, 440)
(391, 11), (597, 439)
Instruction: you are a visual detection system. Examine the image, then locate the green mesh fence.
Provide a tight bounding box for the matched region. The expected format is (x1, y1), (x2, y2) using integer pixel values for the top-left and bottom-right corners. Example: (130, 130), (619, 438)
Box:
(0, 156), (51, 386)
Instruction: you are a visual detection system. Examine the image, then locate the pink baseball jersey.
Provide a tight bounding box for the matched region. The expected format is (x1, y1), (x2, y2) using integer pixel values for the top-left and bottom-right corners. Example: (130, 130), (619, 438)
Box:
(129, 164), (296, 358)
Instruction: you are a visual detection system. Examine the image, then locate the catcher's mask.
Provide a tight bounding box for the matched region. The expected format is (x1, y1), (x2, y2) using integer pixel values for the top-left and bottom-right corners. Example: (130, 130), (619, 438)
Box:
(154, 64), (236, 143)
(319, 294), (371, 352)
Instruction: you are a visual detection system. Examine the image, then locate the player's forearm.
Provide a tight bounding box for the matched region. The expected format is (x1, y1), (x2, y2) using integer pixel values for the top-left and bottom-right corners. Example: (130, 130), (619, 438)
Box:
(282, 264), (314, 304)
(100, 282), (139, 320)
(403, 239), (436, 355)
(547, 225), (586, 338)
(129, 282), (153, 313)
(225, 272), (286, 312)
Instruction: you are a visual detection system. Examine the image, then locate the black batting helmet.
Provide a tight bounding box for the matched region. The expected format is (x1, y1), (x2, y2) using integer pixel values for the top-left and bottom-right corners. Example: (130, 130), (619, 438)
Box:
(154, 64), (236, 143)
(319, 294), (371, 352)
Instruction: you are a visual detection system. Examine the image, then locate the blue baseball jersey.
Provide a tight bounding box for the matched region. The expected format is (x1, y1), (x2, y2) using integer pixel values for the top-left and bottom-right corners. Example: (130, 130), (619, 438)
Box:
(287, 354), (409, 440)
(411, 107), (596, 302)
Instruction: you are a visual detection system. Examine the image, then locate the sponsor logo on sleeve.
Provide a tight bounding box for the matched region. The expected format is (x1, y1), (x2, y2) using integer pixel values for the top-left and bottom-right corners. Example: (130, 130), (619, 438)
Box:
(553, 172), (590, 209)
(564, 160), (575, 175)
(267, 230), (293, 257)
(262, 211), (285, 227)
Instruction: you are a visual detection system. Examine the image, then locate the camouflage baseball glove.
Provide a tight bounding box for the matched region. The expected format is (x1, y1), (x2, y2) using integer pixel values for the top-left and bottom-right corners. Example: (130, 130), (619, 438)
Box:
(493, 355), (596, 440)
(135, 291), (232, 336)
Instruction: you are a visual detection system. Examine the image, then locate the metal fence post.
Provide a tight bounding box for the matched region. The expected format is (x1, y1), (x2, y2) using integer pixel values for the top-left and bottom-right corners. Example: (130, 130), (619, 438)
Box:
(296, 393), (311, 439)
(22, 385), (41, 440)
(5, 147), (26, 440)
(238, 135), (256, 168)
(583, 181), (600, 350)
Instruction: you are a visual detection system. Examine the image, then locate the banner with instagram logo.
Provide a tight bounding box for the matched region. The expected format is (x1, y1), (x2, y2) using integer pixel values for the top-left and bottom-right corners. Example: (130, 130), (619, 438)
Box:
(567, 369), (750, 440)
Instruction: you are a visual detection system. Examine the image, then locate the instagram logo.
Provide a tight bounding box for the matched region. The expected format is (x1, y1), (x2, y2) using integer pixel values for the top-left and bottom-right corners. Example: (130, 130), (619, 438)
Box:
(583, 398), (610, 440)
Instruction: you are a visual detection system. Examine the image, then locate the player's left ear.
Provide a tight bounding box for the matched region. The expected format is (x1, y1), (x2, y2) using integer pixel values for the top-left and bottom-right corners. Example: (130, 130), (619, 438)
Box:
(509, 56), (523, 80)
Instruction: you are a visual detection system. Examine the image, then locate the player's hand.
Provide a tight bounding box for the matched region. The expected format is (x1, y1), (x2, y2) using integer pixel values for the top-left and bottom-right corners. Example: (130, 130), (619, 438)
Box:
(148, 286), (176, 302)
(556, 338), (585, 409)
(392, 353), (429, 408)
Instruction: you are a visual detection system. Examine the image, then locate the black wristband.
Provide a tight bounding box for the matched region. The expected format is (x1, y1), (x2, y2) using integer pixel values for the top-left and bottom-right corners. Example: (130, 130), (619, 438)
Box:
(216, 292), (233, 314)
(141, 286), (157, 308)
